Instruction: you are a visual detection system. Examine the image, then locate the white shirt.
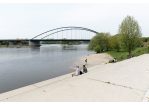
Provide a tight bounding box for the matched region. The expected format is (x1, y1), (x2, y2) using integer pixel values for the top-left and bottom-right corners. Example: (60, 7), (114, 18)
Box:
(75, 68), (80, 76)
(114, 59), (117, 62)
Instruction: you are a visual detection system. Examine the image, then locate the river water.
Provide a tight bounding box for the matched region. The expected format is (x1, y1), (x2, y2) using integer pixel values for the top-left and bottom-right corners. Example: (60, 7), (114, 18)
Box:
(0, 45), (95, 94)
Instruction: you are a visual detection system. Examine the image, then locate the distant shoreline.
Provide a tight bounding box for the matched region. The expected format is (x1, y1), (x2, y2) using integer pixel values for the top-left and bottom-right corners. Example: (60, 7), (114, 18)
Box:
(0, 45), (29, 48)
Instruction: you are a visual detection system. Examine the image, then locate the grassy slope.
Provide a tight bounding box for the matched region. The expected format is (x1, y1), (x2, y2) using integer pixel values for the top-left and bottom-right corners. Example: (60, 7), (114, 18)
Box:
(101, 47), (148, 62)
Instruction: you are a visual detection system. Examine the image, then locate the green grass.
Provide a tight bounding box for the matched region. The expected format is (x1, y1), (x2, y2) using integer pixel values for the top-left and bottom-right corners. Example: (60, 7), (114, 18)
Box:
(105, 82), (110, 84)
(101, 47), (148, 62)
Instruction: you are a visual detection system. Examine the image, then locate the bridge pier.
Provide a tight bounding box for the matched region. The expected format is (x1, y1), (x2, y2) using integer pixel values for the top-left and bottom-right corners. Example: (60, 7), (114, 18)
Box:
(16, 41), (22, 45)
(9, 41), (14, 45)
(29, 40), (40, 47)
(0, 41), (2, 45)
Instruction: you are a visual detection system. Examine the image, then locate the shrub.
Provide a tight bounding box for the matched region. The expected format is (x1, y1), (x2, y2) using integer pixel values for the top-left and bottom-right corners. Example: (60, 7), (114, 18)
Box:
(137, 49), (142, 53)
(93, 45), (101, 53)
(141, 51), (145, 54)
(135, 53), (140, 57)
(147, 46), (149, 50)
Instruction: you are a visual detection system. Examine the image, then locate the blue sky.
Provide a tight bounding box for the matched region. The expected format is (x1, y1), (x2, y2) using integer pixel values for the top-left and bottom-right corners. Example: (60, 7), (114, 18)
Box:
(0, 3), (149, 39)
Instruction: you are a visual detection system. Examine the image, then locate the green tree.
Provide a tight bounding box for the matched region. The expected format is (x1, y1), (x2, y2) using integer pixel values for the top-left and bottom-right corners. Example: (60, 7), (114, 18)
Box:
(147, 46), (149, 50)
(118, 15), (142, 58)
(142, 37), (145, 42)
(88, 33), (109, 52)
(60, 41), (69, 44)
(93, 45), (101, 53)
(110, 34), (121, 52)
(145, 37), (148, 42)
(105, 32), (111, 50)
(147, 37), (149, 42)
(147, 41), (149, 46)
(69, 42), (72, 45)
(137, 38), (144, 47)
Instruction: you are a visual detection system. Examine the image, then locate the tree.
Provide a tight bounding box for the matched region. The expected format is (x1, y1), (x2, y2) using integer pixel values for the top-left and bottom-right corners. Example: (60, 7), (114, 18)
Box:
(147, 41), (149, 46)
(118, 15), (142, 58)
(145, 37), (148, 42)
(93, 45), (101, 53)
(105, 32), (111, 50)
(69, 42), (72, 45)
(141, 37), (145, 42)
(110, 34), (121, 52)
(137, 38), (143, 47)
(60, 41), (69, 44)
(88, 33), (108, 52)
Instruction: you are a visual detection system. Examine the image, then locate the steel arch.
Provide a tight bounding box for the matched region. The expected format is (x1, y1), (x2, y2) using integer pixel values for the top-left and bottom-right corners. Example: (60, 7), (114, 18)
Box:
(41, 28), (97, 39)
(32, 26), (99, 39)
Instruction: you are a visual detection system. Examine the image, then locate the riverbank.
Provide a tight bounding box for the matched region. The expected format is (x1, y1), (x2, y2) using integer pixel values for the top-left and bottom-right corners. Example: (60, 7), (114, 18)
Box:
(75, 53), (113, 69)
(0, 54), (149, 102)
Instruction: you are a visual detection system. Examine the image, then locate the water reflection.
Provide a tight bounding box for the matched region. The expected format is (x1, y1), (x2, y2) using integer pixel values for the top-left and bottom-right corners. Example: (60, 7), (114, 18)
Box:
(62, 45), (77, 50)
(30, 47), (40, 53)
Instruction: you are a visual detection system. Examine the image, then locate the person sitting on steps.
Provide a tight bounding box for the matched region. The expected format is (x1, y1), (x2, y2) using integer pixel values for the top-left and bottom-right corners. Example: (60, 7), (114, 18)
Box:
(112, 58), (117, 62)
(69, 66), (80, 77)
(82, 65), (87, 73)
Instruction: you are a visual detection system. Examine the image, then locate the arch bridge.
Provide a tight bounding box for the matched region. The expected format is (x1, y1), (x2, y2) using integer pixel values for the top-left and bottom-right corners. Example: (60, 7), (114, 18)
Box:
(0, 26), (99, 47)
(29, 26), (98, 47)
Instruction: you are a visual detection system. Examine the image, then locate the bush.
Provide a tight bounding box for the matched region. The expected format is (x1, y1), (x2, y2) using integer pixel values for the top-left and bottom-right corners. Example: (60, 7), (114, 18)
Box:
(141, 51), (145, 54)
(147, 46), (149, 50)
(135, 53), (140, 57)
(137, 49), (142, 53)
(93, 45), (101, 53)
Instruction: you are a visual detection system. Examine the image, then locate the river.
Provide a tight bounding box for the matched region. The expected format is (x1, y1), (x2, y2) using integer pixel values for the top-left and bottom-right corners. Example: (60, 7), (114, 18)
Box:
(0, 44), (95, 94)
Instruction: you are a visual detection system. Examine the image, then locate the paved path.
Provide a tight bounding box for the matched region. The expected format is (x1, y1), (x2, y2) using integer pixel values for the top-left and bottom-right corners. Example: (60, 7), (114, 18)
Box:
(0, 54), (149, 102)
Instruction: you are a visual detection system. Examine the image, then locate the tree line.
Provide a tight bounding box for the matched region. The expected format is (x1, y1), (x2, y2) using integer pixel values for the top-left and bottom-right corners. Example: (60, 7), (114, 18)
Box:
(0, 41), (28, 45)
(142, 37), (149, 42)
(60, 41), (81, 45)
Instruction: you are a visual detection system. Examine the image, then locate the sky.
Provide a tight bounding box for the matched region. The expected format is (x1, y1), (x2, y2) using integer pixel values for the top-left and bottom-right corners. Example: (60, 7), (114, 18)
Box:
(0, 3), (149, 39)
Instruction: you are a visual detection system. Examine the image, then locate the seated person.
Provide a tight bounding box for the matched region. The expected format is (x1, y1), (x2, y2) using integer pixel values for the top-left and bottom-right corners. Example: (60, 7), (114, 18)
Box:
(69, 66), (80, 77)
(114, 58), (117, 62)
(82, 65), (87, 73)
(112, 58), (117, 62)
